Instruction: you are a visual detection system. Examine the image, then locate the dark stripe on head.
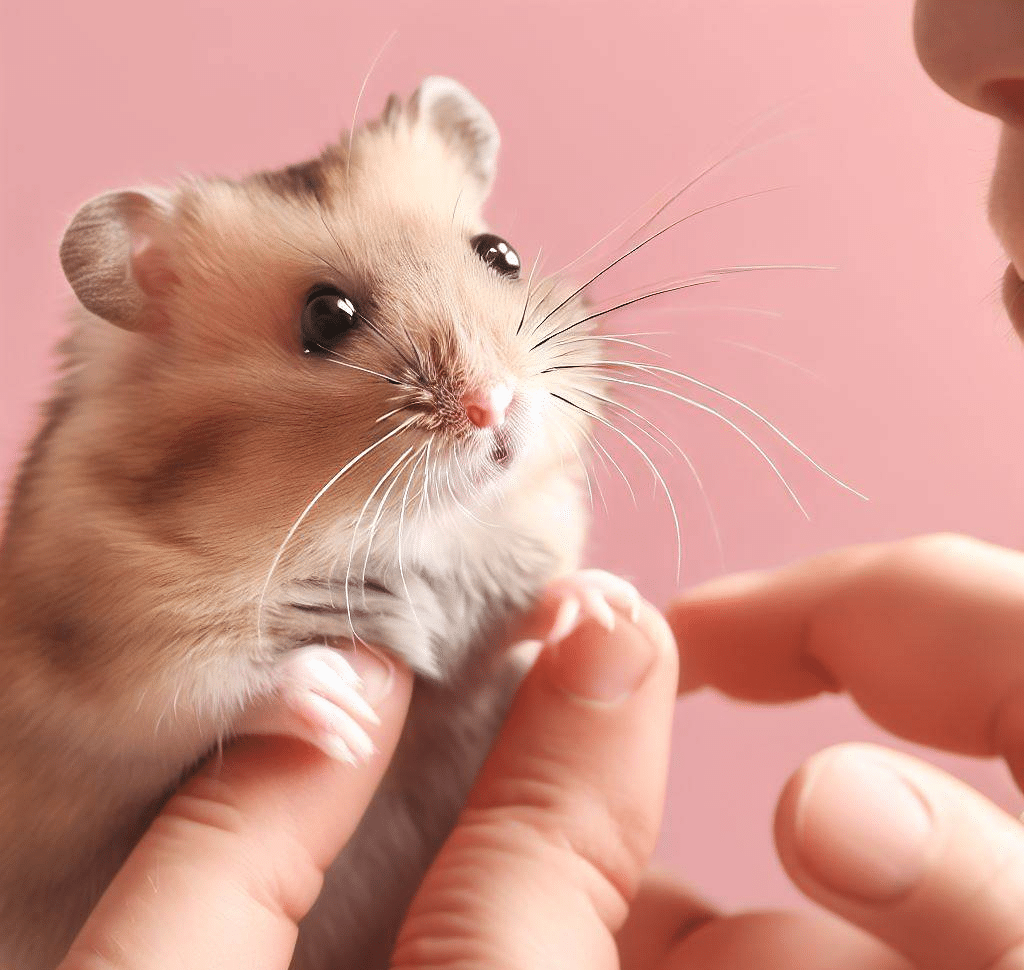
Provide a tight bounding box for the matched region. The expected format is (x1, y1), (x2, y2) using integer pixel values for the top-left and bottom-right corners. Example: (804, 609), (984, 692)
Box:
(255, 147), (346, 204)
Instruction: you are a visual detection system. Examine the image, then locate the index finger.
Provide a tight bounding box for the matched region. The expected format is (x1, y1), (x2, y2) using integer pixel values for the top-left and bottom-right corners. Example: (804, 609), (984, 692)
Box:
(668, 534), (1024, 786)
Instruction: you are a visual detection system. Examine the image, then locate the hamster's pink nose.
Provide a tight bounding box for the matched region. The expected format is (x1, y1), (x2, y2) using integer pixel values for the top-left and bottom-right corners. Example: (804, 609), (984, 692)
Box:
(462, 383), (514, 429)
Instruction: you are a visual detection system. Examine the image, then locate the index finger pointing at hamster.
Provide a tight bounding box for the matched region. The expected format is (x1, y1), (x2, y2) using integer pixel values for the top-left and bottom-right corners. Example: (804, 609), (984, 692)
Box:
(668, 534), (1024, 785)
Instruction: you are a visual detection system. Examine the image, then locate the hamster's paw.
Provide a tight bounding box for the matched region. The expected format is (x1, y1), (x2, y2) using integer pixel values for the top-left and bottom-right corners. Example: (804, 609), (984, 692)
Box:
(540, 569), (642, 645)
(236, 644), (382, 764)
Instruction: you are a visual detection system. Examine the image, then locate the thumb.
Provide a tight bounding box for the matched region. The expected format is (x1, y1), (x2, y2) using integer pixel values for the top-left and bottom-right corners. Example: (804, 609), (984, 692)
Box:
(60, 648), (413, 970)
(392, 601), (679, 970)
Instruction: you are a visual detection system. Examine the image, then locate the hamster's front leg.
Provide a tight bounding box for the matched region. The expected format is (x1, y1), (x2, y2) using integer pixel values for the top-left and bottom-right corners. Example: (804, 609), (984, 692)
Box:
(242, 573), (451, 758)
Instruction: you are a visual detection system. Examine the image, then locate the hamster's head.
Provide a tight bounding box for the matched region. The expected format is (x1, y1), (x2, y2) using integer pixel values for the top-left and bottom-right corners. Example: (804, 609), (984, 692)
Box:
(58, 78), (604, 568)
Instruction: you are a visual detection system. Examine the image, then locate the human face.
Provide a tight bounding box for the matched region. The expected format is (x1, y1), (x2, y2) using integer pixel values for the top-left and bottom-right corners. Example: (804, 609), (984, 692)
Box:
(915, 0), (1024, 334)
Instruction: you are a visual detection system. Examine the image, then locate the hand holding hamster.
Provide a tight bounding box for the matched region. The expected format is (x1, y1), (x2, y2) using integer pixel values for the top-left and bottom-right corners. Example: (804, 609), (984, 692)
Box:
(56, 603), (677, 970)
(59, 538), (1024, 970)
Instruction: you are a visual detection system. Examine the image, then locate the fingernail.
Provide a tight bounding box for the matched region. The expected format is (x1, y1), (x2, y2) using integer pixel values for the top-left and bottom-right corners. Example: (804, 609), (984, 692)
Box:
(793, 750), (933, 902)
(550, 615), (657, 705)
(342, 644), (394, 707)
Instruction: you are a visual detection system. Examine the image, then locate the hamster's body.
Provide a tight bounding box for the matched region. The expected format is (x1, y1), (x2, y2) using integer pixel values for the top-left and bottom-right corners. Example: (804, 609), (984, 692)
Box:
(0, 78), (602, 968)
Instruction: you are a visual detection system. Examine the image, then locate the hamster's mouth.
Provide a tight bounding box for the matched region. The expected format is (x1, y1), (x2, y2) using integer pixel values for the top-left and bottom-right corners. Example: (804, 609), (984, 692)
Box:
(490, 434), (513, 469)
(459, 426), (521, 492)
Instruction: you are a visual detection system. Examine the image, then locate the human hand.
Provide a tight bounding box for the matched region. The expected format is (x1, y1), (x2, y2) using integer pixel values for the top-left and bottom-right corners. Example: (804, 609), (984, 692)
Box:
(57, 647), (414, 970)
(395, 539), (1024, 969)
(57, 591), (681, 969)
(58, 539), (1024, 970)
(658, 534), (1024, 969)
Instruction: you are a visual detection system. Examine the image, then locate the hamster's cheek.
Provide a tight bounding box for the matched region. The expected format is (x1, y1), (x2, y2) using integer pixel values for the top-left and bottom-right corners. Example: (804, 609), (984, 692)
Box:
(990, 127), (1024, 336)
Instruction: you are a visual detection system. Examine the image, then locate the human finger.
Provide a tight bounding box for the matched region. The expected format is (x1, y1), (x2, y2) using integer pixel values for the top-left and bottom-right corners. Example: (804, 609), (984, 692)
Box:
(661, 911), (909, 970)
(391, 601), (679, 969)
(59, 648), (412, 970)
(776, 742), (1024, 970)
(668, 535), (1024, 787)
(615, 869), (718, 970)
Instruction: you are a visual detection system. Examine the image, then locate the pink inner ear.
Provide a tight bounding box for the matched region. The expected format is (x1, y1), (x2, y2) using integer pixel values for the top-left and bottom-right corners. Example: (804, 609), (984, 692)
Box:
(129, 233), (178, 298)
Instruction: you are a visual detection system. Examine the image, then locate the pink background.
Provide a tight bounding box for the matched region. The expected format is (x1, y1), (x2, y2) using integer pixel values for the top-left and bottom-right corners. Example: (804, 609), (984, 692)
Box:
(3, 0), (1023, 911)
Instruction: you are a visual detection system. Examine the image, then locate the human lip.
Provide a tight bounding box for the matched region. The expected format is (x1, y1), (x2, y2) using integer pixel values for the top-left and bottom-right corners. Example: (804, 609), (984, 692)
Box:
(1001, 262), (1024, 338)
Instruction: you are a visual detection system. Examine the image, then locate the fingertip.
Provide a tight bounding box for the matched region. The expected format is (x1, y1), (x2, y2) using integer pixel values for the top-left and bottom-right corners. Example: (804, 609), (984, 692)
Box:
(774, 742), (1024, 970)
(667, 570), (775, 692)
(544, 600), (676, 706)
(775, 744), (935, 906)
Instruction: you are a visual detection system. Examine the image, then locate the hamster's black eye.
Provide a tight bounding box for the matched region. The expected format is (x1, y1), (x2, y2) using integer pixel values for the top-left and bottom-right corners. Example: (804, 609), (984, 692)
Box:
(301, 287), (358, 355)
(471, 233), (521, 279)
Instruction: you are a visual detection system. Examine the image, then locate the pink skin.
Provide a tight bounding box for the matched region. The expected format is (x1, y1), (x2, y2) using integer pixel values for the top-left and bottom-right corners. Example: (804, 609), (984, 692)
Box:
(60, 5), (1024, 966)
(461, 382), (515, 428)
(915, 0), (1024, 335)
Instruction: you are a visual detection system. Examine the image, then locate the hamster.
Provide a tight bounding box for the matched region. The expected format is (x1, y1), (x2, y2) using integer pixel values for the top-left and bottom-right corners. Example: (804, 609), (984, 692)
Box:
(0, 77), (641, 969)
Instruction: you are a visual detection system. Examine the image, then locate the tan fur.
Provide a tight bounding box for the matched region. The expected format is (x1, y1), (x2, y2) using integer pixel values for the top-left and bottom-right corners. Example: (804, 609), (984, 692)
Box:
(0, 78), (603, 969)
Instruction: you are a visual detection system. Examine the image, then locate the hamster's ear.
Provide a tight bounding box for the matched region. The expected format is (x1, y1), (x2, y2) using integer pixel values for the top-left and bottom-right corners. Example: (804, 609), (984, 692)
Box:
(60, 188), (177, 330)
(409, 77), (500, 196)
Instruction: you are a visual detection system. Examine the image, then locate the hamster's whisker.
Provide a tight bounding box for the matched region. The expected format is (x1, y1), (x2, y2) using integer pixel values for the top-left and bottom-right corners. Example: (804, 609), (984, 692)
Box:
(345, 29), (397, 179)
(323, 354), (405, 386)
(545, 333), (670, 361)
(423, 442), (449, 526)
(396, 449), (429, 632)
(359, 446), (424, 610)
(273, 234), (345, 278)
(376, 404), (411, 424)
(713, 338), (825, 383)
(576, 387), (725, 568)
(532, 276), (720, 351)
(335, 443), (416, 624)
(549, 175), (684, 280)
(578, 371), (811, 517)
(529, 187), (786, 339)
(443, 460), (491, 527)
(591, 433), (637, 506)
(516, 249), (544, 336)
(551, 422), (597, 513)
(558, 264), (818, 339)
(450, 188), (465, 227)
(643, 304), (784, 321)
(416, 437), (439, 524)
(417, 446), (437, 528)
(586, 436), (620, 514)
(552, 114), (803, 280)
(552, 358), (863, 500)
(703, 262), (835, 275)
(551, 392), (683, 581)
(255, 416), (416, 648)
(456, 456), (503, 524)
(624, 132), (802, 247)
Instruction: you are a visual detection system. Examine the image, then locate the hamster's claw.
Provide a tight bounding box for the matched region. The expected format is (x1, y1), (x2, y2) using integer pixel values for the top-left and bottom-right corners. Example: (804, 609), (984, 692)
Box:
(236, 644), (379, 764)
(541, 569), (642, 646)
